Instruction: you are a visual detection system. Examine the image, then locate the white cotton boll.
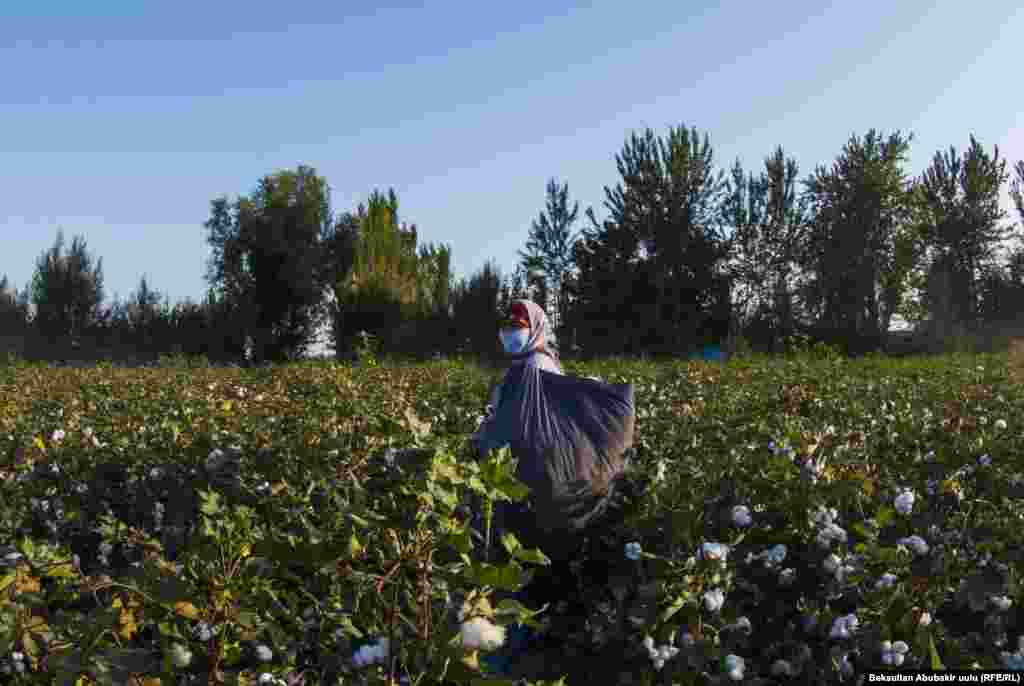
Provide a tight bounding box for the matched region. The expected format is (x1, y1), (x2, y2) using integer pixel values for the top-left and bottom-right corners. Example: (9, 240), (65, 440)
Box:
(723, 654), (745, 681)
(642, 636), (655, 652)
(995, 419), (1008, 431)
(460, 617), (506, 651)
(764, 544), (787, 565)
(839, 652), (855, 679)
(875, 573), (898, 590)
(830, 614), (858, 640)
(733, 616), (752, 635)
(990, 595), (1013, 612)
(657, 645), (679, 661)
(816, 523), (848, 548)
(898, 536), (929, 556)
(206, 449), (226, 472)
(703, 588), (725, 613)
(169, 643), (193, 668)
(894, 490), (915, 515)
(731, 505), (752, 528)
(624, 542), (643, 561)
(823, 554), (842, 574)
(812, 507), (839, 528)
(699, 542), (729, 562)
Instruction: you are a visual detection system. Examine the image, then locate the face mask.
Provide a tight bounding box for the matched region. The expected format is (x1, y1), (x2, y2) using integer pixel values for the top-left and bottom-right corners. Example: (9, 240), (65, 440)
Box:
(500, 328), (530, 354)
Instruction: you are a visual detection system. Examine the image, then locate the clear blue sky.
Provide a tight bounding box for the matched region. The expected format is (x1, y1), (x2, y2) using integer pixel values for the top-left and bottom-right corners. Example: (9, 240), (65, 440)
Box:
(3, 1), (1023, 348)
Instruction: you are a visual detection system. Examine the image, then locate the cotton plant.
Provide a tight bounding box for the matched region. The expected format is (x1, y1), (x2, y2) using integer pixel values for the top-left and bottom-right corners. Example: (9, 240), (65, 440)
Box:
(880, 640), (909, 666)
(1002, 636), (1024, 671)
(822, 553), (855, 583)
(722, 654), (745, 681)
(812, 506), (848, 548)
(703, 588), (725, 613)
(874, 572), (898, 591)
(894, 489), (915, 516)
(352, 637), (390, 668)
(698, 542), (730, 563)
(731, 505), (752, 528)
(641, 636), (679, 671)
(745, 544), (787, 567)
(829, 614), (859, 640)
(460, 617), (505, 651)
(897, 535), (929, 556)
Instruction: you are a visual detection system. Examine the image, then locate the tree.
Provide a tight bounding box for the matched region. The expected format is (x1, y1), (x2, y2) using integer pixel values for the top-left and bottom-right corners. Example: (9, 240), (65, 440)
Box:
(30, 228), (105, 342)
(721, 147), (812, 351)
(577, 124), (730, 354)
(327, 189), (426, 356)
(911, 136), (1014, 336)
(204, 165), (335, 364)
(450, 259), (505, 357)
(416, 242), (454, 319)
(518, 179), (581, 338)
(799, 130), (916, 353)
(123, 274), (164, 348)
(0, 275), (31, 333)
(1012, 160), (1024, 225)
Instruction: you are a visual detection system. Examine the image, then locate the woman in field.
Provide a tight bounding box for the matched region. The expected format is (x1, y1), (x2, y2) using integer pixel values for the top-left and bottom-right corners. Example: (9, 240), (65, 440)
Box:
(470, 299), (636, 621)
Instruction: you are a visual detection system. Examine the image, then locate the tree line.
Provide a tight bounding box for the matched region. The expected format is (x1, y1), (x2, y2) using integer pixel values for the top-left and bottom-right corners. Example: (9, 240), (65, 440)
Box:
(3, 125), (1024, 365)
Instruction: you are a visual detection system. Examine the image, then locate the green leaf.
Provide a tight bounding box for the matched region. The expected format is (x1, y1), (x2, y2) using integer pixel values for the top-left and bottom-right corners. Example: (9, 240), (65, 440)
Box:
(659, 593), (691, 623)
(348, 532), (364, 558)
(236, 610), (259, 629)
(199, 490), (222, 515)
(336, 615), (364, 639)
(929, 634), (945, 670)
(501, 532), (521, 555)
(449, 527), (473, 554)
(512, 546), (551, 567)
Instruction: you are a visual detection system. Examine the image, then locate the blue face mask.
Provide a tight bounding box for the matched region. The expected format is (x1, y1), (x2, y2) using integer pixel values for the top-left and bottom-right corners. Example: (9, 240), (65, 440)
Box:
(500, 328), (530, 354)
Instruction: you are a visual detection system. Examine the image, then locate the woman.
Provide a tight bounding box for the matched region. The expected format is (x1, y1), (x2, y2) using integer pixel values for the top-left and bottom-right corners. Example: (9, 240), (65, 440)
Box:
(470, 299), (636, 623)
(474, 300), (563, 437)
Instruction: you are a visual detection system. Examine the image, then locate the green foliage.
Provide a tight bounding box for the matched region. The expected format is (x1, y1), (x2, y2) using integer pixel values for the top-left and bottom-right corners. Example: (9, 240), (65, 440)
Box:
(204, 165), (335, 364)
(1, 350), (1022, 682)
(800, 129), (916, 344)
(30, 228), (106, 342)
(518, 178), (581, 338)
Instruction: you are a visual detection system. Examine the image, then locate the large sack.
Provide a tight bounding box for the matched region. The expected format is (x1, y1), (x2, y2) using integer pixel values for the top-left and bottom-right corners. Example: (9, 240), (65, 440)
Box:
(474, 362), (635, 541)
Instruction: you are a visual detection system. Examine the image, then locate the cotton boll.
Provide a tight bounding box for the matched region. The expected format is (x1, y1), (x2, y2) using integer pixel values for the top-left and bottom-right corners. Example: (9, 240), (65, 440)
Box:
(875, 573), (898, 590)
(897, 536), (929, 556)
(894, 490), (915, 515)
(699, 542), (729, 562)
(990, 595), (1013, 612)
(731, 505), (752, 528)
(460, 617), (506, 651)
(723, 654), (745, 681)
(829, 614), (858, 640)
(703, 588), (725, 613)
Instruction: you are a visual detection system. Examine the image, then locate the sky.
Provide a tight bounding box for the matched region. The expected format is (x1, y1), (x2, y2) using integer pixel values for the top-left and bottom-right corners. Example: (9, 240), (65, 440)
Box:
(3, 1), (1023, 352)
